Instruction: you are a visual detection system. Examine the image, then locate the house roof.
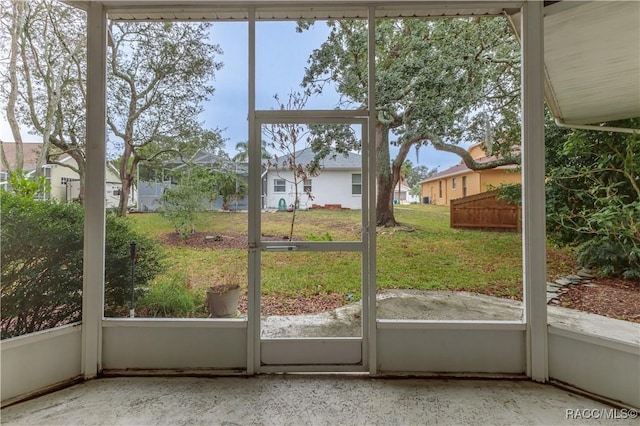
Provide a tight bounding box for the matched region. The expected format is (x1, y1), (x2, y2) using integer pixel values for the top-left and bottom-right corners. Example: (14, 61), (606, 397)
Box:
(0, 142), (43, 172)
(190, 149), (228, 165)
(393, 182), (411, 193)
(268, 147), (361, 170)
(163, 149), (230, 169)
(0, 143), (122, 184)
(420, 155), (517, 184)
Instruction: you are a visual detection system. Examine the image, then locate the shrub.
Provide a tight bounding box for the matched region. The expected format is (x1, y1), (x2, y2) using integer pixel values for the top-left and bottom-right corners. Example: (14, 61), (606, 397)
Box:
(491, 183), (521, 206)
(573, 201), (640, 280)
(104, 212), (165, 316)
(5, 169), (50, 198)
(138, 272), (202, 317)
(545, 119), (640, 279)
(0, 192), (163, 339)
(159, 182), (206, 239)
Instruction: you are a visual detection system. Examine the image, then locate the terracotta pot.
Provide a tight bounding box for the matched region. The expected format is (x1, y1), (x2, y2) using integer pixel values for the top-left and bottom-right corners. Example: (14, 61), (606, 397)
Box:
(206, 285), (241, 318)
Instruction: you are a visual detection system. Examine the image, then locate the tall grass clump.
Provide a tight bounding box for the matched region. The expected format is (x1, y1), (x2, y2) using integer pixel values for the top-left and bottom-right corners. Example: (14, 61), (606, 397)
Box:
(138, 272), (203, 317)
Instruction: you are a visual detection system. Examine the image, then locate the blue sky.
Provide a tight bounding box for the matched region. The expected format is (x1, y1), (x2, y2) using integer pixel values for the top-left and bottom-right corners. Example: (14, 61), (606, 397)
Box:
(0, 21), (463, 173)
(205, 21), (462, 172)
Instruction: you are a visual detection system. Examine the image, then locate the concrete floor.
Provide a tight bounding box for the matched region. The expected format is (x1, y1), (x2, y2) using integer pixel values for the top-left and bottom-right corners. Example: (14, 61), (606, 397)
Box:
(2, 376), (635, 425)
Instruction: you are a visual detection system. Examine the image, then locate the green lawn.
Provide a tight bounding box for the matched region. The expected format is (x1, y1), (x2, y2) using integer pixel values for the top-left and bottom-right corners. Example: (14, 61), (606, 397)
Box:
(127, 205), (576, 316)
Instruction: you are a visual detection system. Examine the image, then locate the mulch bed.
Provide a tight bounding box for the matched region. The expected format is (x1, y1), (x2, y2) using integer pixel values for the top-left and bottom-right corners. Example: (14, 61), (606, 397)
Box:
(160, 231), (640, 321)
(555, 277), (640, 323)
(238, 293), (349, 316)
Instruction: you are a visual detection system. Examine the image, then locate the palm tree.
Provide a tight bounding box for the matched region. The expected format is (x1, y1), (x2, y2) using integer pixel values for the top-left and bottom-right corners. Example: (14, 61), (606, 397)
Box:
(233, 140), (272, 162)
(395, 160), (413, 202)
(213, 170), (248, 210)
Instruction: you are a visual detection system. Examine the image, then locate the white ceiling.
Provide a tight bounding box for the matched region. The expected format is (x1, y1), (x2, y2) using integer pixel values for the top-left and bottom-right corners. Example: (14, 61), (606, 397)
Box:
(541, 1), (640, 124)
(68, 0), (518, 20)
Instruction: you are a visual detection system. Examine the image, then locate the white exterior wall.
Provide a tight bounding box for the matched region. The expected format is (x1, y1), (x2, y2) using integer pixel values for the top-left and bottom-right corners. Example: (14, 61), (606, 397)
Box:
(548, 327), (640, 407)
(46, 163), (80, 202)
(393, 184), (420, 204)
(1, 324), (82, 405)
(44, 158), (124, 208)
(71, 166), (122, 209)
(265, 169), (362, 210)
(102, 320), (247, 371)
(377, 325), (526, 374)
(67, 180), (121, 209)
(104, 182), (122, 209)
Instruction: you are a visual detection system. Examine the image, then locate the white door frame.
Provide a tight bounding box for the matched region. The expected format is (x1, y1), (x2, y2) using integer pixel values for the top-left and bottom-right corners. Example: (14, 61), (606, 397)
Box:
(77, 2), (543, 381)
(249, 111), (371, 372)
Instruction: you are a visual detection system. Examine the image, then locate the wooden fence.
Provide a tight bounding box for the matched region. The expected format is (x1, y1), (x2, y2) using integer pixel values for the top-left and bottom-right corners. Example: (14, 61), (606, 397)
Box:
(450, 190), (521, 232)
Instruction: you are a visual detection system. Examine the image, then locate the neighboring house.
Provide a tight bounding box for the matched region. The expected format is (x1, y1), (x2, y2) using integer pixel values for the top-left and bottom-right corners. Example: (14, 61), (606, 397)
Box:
(0, 142), (43, 187)
(63, 160), (126, 209)
(137, 149), (246, 212)
(393, 180), (420, 204)
(0, 142), (127, 209)
(419, 143), (520, 206)
(264, 148), (363, 210)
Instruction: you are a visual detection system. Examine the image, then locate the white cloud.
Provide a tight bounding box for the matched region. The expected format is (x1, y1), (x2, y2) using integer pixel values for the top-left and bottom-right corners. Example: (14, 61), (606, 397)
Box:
(0, 120), (40, 143)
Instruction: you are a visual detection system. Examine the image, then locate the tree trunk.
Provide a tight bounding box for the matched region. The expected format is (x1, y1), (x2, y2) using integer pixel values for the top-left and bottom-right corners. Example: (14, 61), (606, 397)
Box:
(5, 0), (25, 172)
(118, 144), (134, 216)
(118, 172), (135, 216)
(68, 151), (86, 204)
(375, 124), (398, 227)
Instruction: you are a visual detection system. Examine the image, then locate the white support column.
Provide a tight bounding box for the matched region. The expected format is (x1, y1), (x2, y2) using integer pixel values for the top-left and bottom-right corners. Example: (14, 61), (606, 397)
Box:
(521, 1), (548, 382)
(367, 5), (378, 375)
(247, 8), (258, 375)
(82, 2), (107, 379)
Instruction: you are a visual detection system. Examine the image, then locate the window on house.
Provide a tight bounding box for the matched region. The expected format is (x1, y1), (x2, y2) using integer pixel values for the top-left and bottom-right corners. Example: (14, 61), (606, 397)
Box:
(61, 177), (73, 185)
(352, 174), (362, 195)
(452, 178), (457, 189)
(113, 187), (121, 196)
(439, 181), (443, 198)
(274, 179), (286, 193)
(462, 176), (467, 197)
(303, 178), (312, 193)
(35, 167), (52, 200)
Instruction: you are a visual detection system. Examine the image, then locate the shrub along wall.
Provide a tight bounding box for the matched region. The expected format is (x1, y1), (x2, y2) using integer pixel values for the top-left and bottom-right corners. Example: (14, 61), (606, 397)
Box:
(0, 192), (163, 339)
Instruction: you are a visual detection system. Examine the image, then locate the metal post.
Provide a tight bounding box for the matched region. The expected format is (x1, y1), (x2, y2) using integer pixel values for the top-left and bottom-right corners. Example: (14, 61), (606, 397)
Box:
(247, 7), (258, 375)
(367, 5), (378, 375)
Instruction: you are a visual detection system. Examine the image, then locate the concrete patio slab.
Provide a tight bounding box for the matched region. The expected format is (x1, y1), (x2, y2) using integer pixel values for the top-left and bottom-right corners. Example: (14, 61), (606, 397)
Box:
(262, 290), (640, 345)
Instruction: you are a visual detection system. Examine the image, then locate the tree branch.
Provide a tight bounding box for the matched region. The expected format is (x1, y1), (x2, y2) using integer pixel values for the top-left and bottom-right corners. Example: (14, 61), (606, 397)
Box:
(429, 133), (520, 170)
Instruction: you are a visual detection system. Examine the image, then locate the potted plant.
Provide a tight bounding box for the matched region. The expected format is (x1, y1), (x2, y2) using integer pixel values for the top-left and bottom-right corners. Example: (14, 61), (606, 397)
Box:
(205, 269), (243, 318)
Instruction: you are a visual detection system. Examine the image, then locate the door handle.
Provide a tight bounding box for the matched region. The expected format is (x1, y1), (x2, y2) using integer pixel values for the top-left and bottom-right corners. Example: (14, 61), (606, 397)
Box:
(263, 245), (299, 251)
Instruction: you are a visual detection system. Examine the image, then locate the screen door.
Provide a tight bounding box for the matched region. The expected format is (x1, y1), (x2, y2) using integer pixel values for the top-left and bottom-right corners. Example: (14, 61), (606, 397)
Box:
(249, 110), (370, 371)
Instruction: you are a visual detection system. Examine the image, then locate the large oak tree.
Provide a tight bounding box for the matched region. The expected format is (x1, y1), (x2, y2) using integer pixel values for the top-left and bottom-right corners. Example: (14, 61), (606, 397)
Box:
(108, 21), (223, 215)
(300, 17), (521, 226)
(1, 0), (86, 200)
(2, 1), (224, 211)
